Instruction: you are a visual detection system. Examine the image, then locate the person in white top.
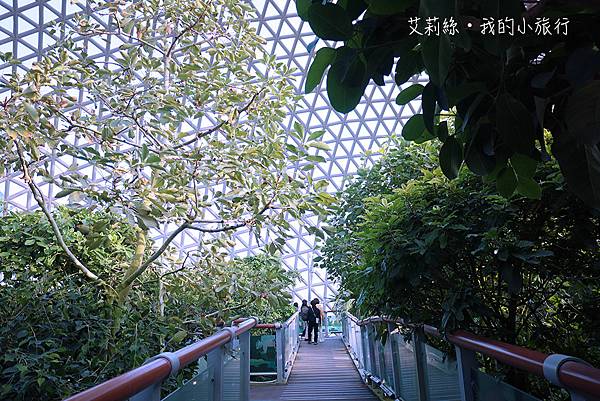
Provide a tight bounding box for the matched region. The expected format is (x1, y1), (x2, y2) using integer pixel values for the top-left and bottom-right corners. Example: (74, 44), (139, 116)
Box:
(313, 298), (325, 342)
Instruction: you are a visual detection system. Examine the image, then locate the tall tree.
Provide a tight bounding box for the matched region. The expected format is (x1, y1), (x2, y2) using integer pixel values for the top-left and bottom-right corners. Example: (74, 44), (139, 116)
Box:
(0, 0), (331, 315)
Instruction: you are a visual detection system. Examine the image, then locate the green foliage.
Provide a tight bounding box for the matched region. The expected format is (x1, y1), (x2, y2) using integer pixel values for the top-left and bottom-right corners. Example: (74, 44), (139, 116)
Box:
(0, 209), (295, 400)
(395, 84), (424, 105)
(300, 0), (600, 207)
(319, 144), (599, 397)
(0, 0), (329, 291)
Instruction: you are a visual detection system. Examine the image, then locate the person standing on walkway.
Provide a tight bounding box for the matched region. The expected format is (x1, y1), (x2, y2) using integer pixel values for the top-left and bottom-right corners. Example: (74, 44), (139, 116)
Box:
(299, 299), (310, 340)
(314, 298), (325, 342)
(307, 298), (321, 345)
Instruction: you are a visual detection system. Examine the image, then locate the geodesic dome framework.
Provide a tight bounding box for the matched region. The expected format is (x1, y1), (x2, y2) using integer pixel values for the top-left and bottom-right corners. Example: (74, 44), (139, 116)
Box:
(0, 0), (426, 309)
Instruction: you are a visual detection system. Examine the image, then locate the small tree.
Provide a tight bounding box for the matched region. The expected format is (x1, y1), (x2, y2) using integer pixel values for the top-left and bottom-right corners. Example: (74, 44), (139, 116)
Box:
(0, 0), (331, 325)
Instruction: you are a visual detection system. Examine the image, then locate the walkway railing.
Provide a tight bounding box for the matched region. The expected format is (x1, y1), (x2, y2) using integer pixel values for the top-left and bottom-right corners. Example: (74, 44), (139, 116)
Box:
(63, 314), (300, 401)
(247, 312), (300, 383)
(340, 313), (600, 401)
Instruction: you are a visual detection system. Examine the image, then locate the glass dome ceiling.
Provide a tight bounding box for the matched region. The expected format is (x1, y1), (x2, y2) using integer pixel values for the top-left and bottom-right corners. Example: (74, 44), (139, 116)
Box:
(0, 0), (426, 307)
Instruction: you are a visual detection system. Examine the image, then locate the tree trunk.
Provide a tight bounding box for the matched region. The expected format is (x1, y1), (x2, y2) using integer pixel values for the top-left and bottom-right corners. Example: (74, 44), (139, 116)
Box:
(111, 229), (148, 338)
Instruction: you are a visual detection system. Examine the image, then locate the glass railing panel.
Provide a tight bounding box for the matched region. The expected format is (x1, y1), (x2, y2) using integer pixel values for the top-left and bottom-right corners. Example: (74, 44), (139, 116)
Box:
(354, 324), (364, 368)
(163, 355), (210, 401)
(396, 336), (419, 401)
(472, 369), (542, 401)
(424, 344), (461, 401)
(327, 313), (343, 335)
(286, 318), (297, 362)
(382, 333), (396, 390)
(375, 337), (386, 379)
(365, 327), (375, 373)
(250, 334), (277, 382)
(223, 347), (241, 401)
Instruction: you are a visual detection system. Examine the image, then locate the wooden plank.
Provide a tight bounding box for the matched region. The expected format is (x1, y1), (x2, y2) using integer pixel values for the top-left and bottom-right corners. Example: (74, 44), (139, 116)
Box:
(250, 338), (379, 401)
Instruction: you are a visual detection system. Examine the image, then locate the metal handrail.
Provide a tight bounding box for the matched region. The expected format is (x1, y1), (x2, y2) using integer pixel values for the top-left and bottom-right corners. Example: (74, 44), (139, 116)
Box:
(423, 325), (600, 397)
(344, 313), (600, 397)
(64, 317), (258, 401)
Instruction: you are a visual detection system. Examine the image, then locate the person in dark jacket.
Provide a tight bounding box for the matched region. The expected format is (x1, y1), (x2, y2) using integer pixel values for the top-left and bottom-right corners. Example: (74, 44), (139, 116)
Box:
(306, 298), (321, 345)
(299, 299), (310, 339)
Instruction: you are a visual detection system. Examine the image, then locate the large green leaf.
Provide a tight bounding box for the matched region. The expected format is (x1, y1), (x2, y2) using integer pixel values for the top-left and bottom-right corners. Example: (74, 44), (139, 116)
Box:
(445, 82), (487, 107)
(464, 124), (497, 176)
(516, 176), (542, 199)
(419, 0), (453, 17)
(296, 0), (312, 20)
(436, 121), (449, 141)
(326, 48), (367, 113)
(55, 188), (78, 198)
(24, 102), (39, 122)
(366, 0), (413, 15)
(565, 80), (600, 146)
(422, 82), (436, 134)
(553, 129), (600, 209)
(496, 166), (518, 198)
(307, 3), (354, 41)
(305, 47), (336, 93)
(465, 145), (496, 176)
(402, 114), (426, 141)
(510, 153), (537, 179)
(496, 93), (535, 154)
(421, 35), (451, 87)
(395, 84), (423, 105)
(439, 136), (463, 179)
(394, 50), (422, 85)
(338, 0), (369, 20)
(565, 47), (600, 87)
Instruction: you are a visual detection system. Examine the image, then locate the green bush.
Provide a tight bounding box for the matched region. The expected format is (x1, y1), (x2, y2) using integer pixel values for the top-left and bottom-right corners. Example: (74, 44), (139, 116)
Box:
(0, 208), (295, 400)
(320, 145), (600, 398)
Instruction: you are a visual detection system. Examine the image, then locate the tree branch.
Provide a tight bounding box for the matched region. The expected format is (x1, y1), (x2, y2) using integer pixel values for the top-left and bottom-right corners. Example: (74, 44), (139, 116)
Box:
(119, 222), (190, 289)
(204, 299), (254, 318)
(160, 251), (193, 279)
(119, 191), (276, 288)
(57, 110), (143, 150)
(15, 141), (99, 281)
(165, 19), (201, 59)
(93, 93), (164, 149)
(187, 221), (246, 233)
(174, 88), (265, 149)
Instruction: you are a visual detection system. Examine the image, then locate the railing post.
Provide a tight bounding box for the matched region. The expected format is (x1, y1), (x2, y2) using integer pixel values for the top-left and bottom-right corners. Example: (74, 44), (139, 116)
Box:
(355, 322), (363, 365)
(413, 327), (429, 401)
(239, 331), (251, 401)
(275, 323), (285, 383)
(360, 324), (370, 372)
(455, 345), (477, 401)
(130, 381), (160, 401)
(295, 316), (300, 352)
(130, 352), (180, 401)
(207, 346), (224, 401)
(388, 322), (402, 396)
(367, 323), (378, 376)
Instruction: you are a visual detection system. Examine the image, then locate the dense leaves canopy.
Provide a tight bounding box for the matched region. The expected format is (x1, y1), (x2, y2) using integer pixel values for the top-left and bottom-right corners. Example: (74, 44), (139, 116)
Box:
(299, 0), (600, 207)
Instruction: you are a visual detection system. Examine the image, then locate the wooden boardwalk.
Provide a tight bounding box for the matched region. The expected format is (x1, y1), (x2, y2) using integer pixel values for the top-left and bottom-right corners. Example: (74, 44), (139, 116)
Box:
(250, 337), (379, 401)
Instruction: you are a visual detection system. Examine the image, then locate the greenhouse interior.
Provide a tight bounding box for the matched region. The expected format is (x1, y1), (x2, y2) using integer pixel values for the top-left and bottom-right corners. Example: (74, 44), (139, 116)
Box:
(0, 0), (599, 400)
